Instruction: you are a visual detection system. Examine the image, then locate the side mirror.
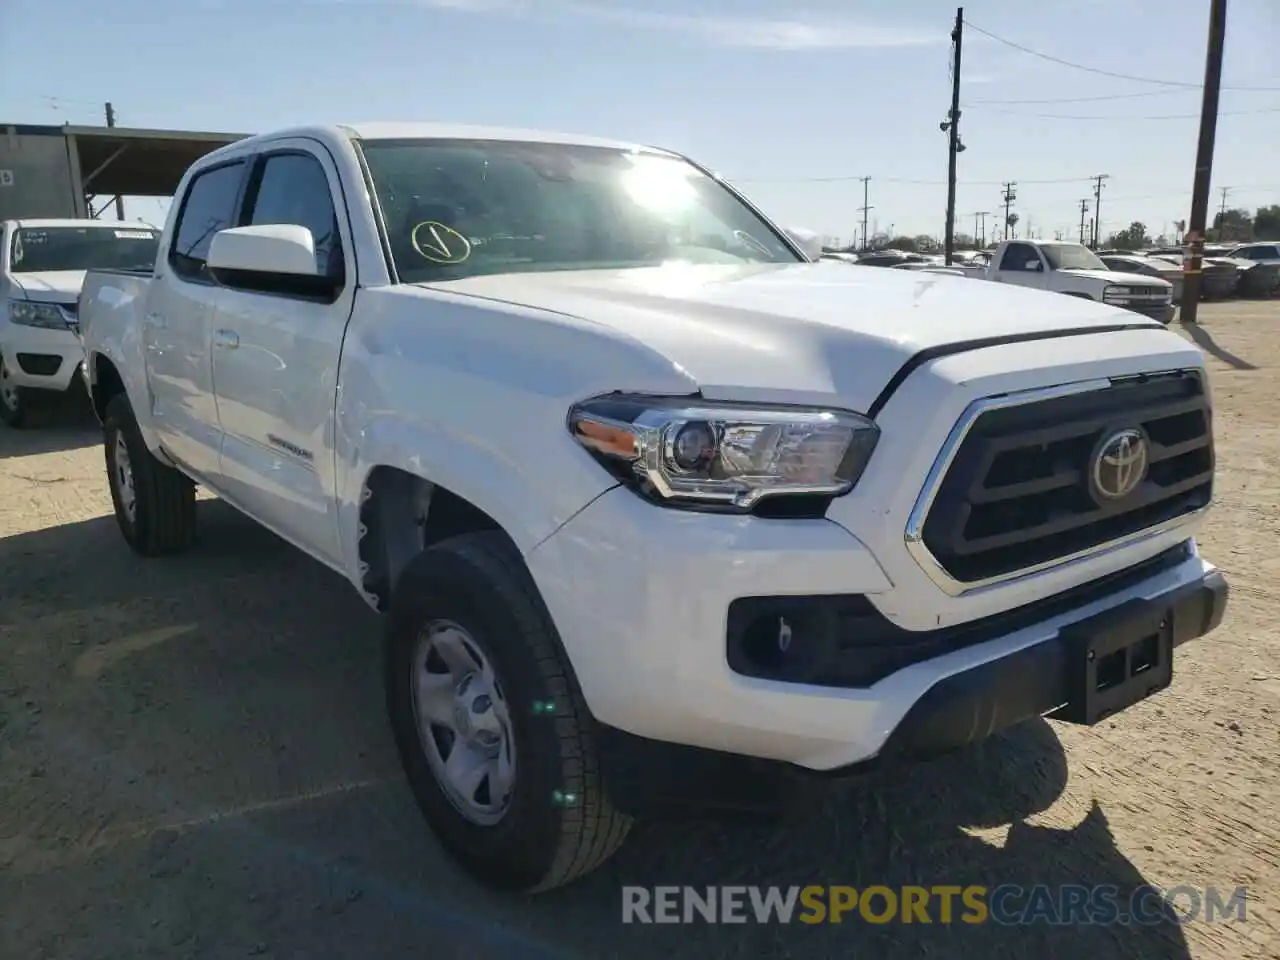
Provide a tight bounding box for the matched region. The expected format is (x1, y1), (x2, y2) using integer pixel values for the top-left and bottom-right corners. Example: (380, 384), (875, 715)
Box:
(1023, 259), (1043, 272)
(783, 227), (825, 262)
(208, 224), (319, 277)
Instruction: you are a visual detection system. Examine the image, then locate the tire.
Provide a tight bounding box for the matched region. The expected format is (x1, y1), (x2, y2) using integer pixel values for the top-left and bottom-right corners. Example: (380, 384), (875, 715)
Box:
(102, 393), (197, 556)
(0, 356), (28, 428)
(385, 531), (632, 892)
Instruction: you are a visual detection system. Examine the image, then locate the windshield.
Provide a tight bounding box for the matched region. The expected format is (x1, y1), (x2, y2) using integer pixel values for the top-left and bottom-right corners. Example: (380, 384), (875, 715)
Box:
(358, 138), (801, 284)
(1040, 243), (1108, 272)
(9, 226), (160, 273)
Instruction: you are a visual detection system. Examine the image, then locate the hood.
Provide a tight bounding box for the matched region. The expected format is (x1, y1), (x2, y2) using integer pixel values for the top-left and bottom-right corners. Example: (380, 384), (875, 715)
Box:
(9, 270), (86, 303)
(420, 262), (1159, 411)
(1059, 268), (1172, 289)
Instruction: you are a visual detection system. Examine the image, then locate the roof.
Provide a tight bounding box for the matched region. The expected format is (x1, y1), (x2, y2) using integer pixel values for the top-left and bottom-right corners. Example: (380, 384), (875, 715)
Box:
(343, 121), (668, 153)
(198, 122), (673, 165)
(2, 122), (247, 197)
(66, 124), (247, 196)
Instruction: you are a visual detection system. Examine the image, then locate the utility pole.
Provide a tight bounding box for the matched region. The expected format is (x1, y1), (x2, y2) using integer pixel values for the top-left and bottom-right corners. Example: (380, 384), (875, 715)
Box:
(1089, 173), (1109, 248)
(1001, 182), (1017, 240)
(858, 177), (873, 250)
(943, 7), (964, 265)
(975, 211), (990, 247)
(1217, 185), (1230, 240)
(1078, 199), (1091, 244)
(104, 102), (124, 221)
(1182, 0), (1228, 326)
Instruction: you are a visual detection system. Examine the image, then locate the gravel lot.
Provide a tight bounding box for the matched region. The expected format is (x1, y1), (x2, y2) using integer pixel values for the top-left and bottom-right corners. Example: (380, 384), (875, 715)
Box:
(1, 301), (1277, 960)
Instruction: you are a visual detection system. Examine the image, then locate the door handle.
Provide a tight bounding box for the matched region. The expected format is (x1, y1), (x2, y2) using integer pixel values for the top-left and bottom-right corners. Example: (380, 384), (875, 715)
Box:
(214, 329), (240, 349)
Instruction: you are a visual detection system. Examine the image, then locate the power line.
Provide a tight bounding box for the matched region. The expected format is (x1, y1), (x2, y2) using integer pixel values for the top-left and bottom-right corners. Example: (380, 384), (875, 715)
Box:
(966, 104), (1280, 121)
(38, 93), (104, 107)
(967, 90), (1191, 106)
(963, 19), (1280, 91)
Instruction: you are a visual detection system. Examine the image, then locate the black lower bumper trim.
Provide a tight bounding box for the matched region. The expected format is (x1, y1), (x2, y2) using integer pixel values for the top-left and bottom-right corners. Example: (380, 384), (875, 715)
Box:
(597, 569), (1228, 818)
(878, 569), (1227, 760)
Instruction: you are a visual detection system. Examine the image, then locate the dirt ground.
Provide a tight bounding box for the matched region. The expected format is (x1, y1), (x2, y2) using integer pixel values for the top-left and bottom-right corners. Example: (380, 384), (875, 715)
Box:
(1, 301), (1277, 960)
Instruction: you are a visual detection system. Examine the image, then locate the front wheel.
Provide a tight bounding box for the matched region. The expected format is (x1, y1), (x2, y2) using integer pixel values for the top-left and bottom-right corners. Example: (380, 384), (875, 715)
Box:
(385, 531), (632, 892)
(102, 393), (197, 555)
(0, 356), (28, 428)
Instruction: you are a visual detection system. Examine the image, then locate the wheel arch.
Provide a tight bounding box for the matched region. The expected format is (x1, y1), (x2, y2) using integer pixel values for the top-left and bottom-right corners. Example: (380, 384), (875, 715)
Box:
(356, 466), (520, 611)
(89, 351), (128, 423)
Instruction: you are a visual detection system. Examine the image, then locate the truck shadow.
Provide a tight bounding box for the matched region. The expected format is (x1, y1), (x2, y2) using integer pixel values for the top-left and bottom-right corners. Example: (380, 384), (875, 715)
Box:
(0, 390), (101, 457)
(0, 503), (1191, 960)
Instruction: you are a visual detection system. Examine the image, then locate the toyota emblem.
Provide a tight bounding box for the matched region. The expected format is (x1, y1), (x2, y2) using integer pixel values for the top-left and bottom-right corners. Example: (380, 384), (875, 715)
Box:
(1090, 428), (1149, 502)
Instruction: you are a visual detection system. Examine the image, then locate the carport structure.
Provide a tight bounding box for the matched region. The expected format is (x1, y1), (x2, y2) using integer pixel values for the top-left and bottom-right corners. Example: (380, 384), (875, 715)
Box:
(0, 122), (247, 221)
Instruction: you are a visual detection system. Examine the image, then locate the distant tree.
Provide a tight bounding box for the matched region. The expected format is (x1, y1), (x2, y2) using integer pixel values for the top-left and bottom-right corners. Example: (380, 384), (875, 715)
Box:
(953, 232), (976, 250)
(1253, 204), (1280, 239)
(887, 235), (919, 252)
(1211, 208), (1253, 243)
(1104, 221), (1151, 251)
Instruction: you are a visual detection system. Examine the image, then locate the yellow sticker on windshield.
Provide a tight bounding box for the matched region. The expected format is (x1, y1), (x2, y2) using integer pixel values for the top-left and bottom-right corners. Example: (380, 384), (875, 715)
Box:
(412, 221), (472, 265)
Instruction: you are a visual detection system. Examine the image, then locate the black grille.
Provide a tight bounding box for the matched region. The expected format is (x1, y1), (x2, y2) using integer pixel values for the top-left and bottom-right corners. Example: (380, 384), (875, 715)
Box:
(16, 353), (64, 376)
(920, 370), (1213, 583)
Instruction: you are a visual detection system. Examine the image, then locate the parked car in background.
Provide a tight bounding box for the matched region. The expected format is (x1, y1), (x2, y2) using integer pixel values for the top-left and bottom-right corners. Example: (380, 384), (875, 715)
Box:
(1196, 259), (1242, 299)
(1, 218), (160, 427)
(1228, 242), (1280, 267)
(1100, 253), (1185, 304)
(1147, 252), (1241, 301)
(983, 239), (1175, 323)
(855, 249), (931, 268)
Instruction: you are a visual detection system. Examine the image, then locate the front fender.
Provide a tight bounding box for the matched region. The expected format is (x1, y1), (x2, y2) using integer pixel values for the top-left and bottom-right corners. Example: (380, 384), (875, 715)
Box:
(87, 337), (162, 455)
(331, 285), (700, 581)
(339, 408), (616, 550)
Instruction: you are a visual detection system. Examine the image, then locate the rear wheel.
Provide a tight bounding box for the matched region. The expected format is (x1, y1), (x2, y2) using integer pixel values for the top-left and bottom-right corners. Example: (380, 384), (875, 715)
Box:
(0, 356), (28, 428)
(385, 531), (632, 892)
(102, 393), (197, 555)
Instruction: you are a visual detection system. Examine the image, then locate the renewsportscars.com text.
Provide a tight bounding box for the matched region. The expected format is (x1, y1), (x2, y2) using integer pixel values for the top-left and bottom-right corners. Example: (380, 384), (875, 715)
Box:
(621, 884), (1248, 926)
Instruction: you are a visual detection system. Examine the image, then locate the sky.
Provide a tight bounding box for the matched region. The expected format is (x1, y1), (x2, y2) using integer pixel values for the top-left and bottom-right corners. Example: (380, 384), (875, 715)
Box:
(2, 0), (1278, 245)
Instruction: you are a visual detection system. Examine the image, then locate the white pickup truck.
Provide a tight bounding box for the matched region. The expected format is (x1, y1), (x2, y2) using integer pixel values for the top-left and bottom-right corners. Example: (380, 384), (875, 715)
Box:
(1, 218), (160, 427)
(985, 238), (1176, 324)
(78, 122), (1227, 892)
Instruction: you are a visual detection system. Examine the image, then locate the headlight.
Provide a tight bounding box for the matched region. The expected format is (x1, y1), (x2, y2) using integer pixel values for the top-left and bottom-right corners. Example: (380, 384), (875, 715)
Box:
(567, 394), (879, 511)
(8, 300), (68, 329)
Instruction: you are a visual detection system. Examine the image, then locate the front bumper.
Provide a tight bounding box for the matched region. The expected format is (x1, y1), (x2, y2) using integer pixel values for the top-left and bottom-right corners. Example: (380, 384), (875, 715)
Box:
(1121, 301), (1176, 324)
(527, 485), (1227, 778)
(594, 564), (1226, 818)
(0, 321), (84, 393)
